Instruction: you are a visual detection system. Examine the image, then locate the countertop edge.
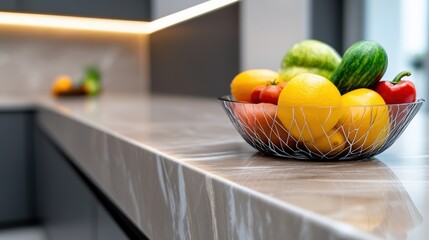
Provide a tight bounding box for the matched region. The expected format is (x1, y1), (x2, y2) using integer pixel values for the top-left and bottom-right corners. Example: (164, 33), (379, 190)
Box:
(30, 100), (381, 240)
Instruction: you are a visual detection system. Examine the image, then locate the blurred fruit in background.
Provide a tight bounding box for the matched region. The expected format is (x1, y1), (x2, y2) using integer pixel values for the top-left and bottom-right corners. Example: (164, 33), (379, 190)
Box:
(51, 66), (101, 97)
(81, 66), (102, 96)
(51, 75), (73, 95)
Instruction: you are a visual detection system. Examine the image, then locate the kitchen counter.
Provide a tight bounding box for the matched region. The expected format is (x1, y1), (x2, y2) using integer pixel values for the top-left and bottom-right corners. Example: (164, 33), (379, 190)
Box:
(1, 94), (428, 239)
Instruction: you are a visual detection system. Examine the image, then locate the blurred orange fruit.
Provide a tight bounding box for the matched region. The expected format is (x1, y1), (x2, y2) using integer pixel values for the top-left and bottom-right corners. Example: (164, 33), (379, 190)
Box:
(52, 75), (73, 95)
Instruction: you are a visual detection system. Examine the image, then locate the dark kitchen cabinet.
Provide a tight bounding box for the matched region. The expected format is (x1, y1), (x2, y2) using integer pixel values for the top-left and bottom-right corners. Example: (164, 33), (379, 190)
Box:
(0, 110), (132, 239)
(34, 124), (129, 240)
(96, 205), (129, 240)
(0, 111), (35, 224)
(35, 126), (96, 240)
(0, 0), (151, 21)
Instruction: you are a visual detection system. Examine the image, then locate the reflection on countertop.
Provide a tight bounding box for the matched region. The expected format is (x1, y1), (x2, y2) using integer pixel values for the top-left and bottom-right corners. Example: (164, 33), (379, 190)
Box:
(194, 155), (423, 239)
(1, 94), (428, 239)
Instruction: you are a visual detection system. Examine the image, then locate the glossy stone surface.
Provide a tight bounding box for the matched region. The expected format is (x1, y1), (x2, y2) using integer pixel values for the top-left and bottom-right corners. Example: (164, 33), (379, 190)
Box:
(1, 94), (427, 239)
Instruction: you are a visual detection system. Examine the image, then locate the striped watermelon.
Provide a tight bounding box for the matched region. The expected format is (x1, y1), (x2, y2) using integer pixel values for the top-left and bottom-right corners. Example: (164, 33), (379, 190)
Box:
(280, 40), (341, 82)
(330, 41), (388, 94)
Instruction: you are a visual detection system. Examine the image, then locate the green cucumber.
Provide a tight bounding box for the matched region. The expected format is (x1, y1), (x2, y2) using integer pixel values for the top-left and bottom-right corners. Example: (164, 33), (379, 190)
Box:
(330, 40), (388, 94)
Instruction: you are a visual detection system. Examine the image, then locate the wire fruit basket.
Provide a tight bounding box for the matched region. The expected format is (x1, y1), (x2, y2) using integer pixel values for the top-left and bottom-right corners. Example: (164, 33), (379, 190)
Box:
(219, 95), (425, 160)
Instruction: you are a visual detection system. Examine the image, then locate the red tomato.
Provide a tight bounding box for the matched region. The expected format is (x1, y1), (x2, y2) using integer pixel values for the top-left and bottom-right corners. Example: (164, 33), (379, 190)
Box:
(233, 103), (296, 148)
(250, 86), (265, 103)
(259, 85), (282, 104)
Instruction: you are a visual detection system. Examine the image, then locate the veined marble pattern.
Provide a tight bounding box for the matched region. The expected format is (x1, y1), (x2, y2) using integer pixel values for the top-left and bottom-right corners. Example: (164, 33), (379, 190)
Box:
(2, 94), (428, 239)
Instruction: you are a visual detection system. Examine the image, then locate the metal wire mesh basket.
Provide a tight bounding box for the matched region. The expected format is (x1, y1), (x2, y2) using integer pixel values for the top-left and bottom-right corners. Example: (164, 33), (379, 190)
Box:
(219, 95), (425, 160)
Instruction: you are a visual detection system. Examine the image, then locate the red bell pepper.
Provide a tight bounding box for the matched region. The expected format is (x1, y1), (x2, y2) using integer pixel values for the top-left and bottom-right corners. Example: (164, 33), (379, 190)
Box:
(374, 71), (416, 104)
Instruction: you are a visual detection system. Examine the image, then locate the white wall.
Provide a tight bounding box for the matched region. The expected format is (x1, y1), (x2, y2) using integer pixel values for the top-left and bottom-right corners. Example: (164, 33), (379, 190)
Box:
(365, 0), (428, 99)
(240, 0), (311, 71)
(364, 0), (402, 80)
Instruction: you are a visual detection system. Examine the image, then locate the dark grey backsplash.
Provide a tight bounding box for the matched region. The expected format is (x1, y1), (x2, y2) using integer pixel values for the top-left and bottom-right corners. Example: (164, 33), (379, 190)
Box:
(0, 0), (151, 21)
(149, 3), (240, 98)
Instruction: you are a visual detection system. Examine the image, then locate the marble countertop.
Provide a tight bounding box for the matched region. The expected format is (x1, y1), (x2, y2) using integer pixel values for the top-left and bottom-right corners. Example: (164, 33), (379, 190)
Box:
(1, 94), (428, 239)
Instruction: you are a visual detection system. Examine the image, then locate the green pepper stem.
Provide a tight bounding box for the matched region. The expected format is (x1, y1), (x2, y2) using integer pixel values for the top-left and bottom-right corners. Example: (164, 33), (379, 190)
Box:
(392, 71), (411, 85)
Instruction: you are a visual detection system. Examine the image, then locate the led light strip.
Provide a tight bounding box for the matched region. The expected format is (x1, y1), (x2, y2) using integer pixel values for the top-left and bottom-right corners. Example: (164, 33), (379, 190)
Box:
(0, 0), (238, 34)
(0, 12), (149, 34)
(145, 0), (238, 33)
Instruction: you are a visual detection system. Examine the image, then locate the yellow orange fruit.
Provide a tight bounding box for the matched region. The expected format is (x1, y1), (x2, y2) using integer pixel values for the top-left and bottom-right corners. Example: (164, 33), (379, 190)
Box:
(305, 128), (347, 157)
(51, 75), (73, 95)
(230, 69), (279, 102)
(339, 88), (390, 152)
(277, 73), (342, 141)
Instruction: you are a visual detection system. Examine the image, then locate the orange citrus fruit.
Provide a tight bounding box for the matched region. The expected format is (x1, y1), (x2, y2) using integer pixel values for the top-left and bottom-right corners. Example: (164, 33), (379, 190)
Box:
(52, 75), (73, 95)
(339, 88), (390, 152)
(230, 69), (279, 102)
(305, 128), (347, 157)
(277, 73), (342, 141)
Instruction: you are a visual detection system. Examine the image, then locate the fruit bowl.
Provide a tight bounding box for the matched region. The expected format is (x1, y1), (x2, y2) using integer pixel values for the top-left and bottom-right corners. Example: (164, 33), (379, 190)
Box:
(219, 95), (425, 160)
